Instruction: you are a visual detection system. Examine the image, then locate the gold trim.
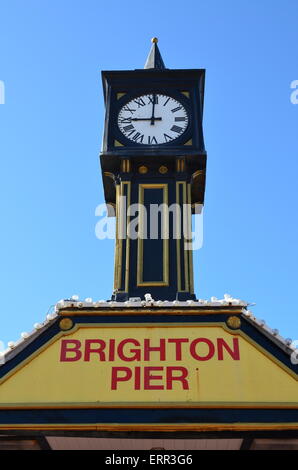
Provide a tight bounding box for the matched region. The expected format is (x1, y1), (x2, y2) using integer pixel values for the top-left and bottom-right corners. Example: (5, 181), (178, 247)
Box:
(59, 318), (74, 331)
(103, 171), (114, 180)
(106, 202), (116, 218)
(117, 93), (126, 99)
(187, 183), (194, 294)
(121, 159), (131, 173)
(183, 183), (189, 291)
(59, 308), (244, 316)
(2, 401), (298, 410)
(113, 184), (122, 290)
(176, 182), (189, 292)
(181, 91), (190, 98)
(227, 316), (242, 330)
(124, 182), (131, 293)
(138, 165), (148, 174)
(114, 182), (131, 294)
(114, 140), (124, 147)
(137, 184), (169, 286)
(0, 423), (297, 432)
(184, 139), (193, 146)
(158, 165), (168, 174)
(192, 170), (204, 179)
(176, 158), (185, 172)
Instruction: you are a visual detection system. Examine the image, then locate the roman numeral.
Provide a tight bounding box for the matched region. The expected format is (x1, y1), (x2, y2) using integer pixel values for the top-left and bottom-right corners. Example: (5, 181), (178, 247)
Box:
(123, 105), (136, 114)
(123, 124), (134, 132)
(119, 117), (132, 123)
(148, 136), (158, 145)
(132, 132), (144, 143)
(164, 133), (172, 142)
(171, 125), (184, 134)
(171, 106), (182, 113)
(175, 117), (186, 122)
(148, 95), (158, 105)
(125, 128), (136, 137)
(163, 97), (171, 106)
(133, 98), (146, 108)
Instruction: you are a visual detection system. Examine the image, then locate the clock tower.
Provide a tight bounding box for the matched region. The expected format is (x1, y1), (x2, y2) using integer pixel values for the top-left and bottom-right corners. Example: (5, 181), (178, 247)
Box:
(100, 38), (206, 301)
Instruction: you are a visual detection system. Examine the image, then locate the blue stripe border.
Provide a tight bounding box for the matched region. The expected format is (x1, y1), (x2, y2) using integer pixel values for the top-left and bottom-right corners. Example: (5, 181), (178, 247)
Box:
(0, 408), (298, 425)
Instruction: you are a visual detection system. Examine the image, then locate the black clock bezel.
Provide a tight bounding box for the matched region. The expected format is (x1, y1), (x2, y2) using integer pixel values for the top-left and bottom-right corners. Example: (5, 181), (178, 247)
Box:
(115, 91), (191, 147)
(111, 89), (193, 149)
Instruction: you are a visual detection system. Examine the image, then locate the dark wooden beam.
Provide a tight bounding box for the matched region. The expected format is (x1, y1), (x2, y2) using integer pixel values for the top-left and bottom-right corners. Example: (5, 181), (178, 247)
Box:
(36, 436), (52, 450)
(240, 438), (254, 450)
(0, 429), (297, 440)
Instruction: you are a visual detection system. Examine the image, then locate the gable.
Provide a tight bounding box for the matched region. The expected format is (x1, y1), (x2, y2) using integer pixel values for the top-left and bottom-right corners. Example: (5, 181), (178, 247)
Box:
(0, 310), (297, 432)
(0, 315), (297, 407)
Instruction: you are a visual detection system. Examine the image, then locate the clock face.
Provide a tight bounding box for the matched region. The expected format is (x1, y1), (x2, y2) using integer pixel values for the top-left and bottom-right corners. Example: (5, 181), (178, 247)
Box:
(117, 94), (189, 145)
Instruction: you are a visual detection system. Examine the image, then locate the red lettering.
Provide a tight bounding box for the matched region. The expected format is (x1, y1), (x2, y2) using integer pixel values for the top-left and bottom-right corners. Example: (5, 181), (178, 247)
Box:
(217, 338), (240, 360)
(117, 339), (141, 361)
(144, 367), (164, 390)
(135, 366), (141, 390)
(111, 367), (132, 390)
(60, 340), (82, 362)
(190, 338), (215, 361)
(84, 339), (106, 361)
(166, 366), (189, 390)
(144, 338), (166, 361)
(168, 338), (189, 360)
(108, 339), (115, 361)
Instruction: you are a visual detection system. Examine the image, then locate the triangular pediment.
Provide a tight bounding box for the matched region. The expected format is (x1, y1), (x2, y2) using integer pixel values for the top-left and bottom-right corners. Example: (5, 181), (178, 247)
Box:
(0, 311), (297, 406)
(0, 308), (297, 431)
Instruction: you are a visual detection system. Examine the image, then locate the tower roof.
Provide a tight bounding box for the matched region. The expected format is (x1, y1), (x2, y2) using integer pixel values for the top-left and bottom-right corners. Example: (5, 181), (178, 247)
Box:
(144, 37), (166, 70)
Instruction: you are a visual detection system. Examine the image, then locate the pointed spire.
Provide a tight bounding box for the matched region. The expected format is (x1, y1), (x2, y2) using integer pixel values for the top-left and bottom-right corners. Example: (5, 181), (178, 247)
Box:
(144, 37), (166, 70)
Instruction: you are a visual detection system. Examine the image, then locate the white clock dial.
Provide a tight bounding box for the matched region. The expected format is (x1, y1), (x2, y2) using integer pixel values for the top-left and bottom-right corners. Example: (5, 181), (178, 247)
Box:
(117, 94), (189, 145)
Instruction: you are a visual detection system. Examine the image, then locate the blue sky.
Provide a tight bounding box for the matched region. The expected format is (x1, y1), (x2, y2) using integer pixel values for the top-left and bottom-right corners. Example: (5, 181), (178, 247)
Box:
(0, 0), (297, 345)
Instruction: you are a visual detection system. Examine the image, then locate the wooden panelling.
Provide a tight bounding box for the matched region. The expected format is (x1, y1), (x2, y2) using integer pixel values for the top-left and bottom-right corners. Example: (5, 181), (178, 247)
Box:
(46, 437), (243, 450)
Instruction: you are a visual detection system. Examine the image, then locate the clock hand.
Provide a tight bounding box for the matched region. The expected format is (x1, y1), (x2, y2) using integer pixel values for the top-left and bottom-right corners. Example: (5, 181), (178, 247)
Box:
(150, 93), (156, 125)
(131, 117), (162, 121)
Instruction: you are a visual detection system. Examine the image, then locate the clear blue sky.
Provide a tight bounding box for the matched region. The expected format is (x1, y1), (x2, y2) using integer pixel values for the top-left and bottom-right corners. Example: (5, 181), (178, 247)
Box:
(0, 0), (297, 345)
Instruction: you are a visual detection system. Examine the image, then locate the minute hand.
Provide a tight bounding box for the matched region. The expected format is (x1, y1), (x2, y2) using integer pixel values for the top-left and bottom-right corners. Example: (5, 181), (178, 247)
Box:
(131, 117), (162, 121)
(151, 94), (156, 125)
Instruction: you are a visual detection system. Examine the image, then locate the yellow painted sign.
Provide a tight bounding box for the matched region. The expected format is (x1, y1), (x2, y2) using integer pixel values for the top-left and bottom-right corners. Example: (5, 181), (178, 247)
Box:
(0, 324), (297, 406)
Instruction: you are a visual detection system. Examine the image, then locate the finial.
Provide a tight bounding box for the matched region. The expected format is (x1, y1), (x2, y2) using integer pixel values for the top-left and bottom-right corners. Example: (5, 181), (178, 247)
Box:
(144, 38), (166, 70)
